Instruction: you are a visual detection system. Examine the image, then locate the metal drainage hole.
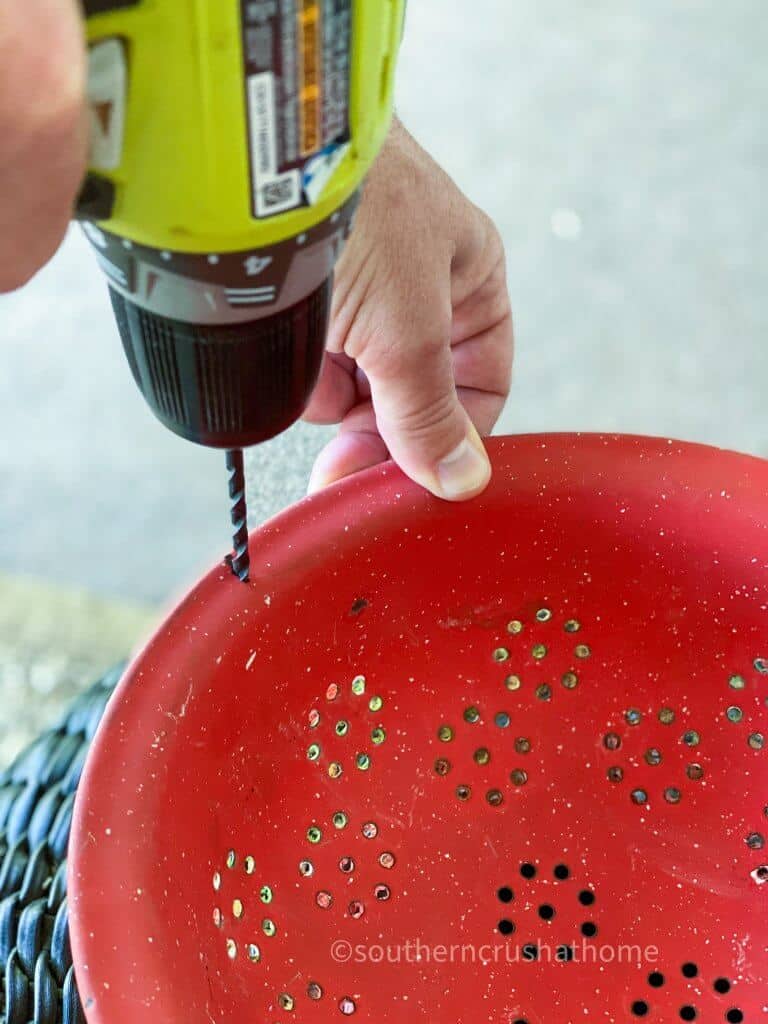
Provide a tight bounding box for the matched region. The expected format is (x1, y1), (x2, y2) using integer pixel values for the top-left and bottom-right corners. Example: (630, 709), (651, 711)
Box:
(538, 904), (555, 921)
(578, 889), (596, 906)
(498, 919), (516, 935)
(648, 972), (665, 988)
(679, 1007), (697, 1021)
(581, 922), (597, 937)
(631, 1001), (649, 1017)
(520, 862), (537, 879)
(714, 978), (731, 994)
(681, 962), (699, 979)
(726, 1011), (744, 1023)
(553, 863), (570, 880)
(497, 887), (514, 903)
(562, 671), (578, 690)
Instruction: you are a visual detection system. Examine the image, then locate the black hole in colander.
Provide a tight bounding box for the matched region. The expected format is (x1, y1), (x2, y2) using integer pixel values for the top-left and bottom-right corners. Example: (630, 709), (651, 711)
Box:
(726, 1011), (744, 1023)
(631, 1002), (650, 1017)
(714, 978), (731, 994)
(648, 972), (665, 988)
(522, 943), (539, 961)
(558, 944), (575, 962)
(679, 1006), (697, 1021)
(498, 887), (515, 904)
(578, 889), (596, 905)
(581, 921), (597, 937)
(538, 904), (555, 921)
(512, 1019), (528, 1024)
(682, 962), (699, 978)
(498, 919), (516, 936)
(554, 863), (570, 880)
(520, 862), (537, 879)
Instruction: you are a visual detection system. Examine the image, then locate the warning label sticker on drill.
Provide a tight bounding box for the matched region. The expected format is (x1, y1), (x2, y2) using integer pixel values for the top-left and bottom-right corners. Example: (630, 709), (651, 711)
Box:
(241, 0), (352, 219)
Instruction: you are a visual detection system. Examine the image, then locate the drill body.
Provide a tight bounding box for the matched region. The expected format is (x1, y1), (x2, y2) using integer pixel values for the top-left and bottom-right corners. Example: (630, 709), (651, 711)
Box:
(79, 0), (404, 448)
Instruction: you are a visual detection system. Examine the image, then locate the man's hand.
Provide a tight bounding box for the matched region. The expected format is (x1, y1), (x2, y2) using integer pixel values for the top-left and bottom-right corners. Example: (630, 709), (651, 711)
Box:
(305, 119), (513, 501)
(0, 0), (87, 292)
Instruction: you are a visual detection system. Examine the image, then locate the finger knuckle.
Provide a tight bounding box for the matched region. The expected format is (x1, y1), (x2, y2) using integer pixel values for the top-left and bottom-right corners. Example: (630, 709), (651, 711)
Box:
(391, 390), (459, 441)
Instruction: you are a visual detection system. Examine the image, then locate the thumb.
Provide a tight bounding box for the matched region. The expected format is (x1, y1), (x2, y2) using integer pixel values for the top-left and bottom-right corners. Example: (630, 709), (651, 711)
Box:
(359, 309), (491, 501)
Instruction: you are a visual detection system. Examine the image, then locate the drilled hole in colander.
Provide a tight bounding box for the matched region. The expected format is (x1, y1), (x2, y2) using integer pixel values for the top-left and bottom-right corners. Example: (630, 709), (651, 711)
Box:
(631, 1001), (650, 1016)
(679, 1005), (697, 1020)
(682, 962), (699, 979)
(498, 919), (516, 936)
(497, 887), (514, 903)
(726, 1010), (745, 1023)
(648, 971), (665, 988)
(520, 862), (537, 879)
(538, 904), (555, 921)
(714, 978), (731, 994)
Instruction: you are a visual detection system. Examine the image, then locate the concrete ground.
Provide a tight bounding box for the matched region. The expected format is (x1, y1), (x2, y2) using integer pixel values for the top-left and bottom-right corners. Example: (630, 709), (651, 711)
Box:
(0, 2), (765, 752)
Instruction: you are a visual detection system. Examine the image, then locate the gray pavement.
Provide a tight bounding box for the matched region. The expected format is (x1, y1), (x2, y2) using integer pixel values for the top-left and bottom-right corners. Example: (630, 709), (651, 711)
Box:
(1, 0), (766, 606)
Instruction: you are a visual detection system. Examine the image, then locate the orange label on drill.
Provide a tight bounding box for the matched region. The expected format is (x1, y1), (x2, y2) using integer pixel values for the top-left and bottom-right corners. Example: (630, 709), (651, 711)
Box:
(299, 2), (322, 156)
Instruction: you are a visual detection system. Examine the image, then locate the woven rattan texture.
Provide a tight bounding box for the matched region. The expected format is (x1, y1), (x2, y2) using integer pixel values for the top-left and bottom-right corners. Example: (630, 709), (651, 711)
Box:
(0, 666), (121, 1024)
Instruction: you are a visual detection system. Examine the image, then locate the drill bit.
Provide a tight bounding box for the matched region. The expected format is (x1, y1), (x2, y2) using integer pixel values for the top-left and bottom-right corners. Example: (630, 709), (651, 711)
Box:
(225, 449), (250, 582)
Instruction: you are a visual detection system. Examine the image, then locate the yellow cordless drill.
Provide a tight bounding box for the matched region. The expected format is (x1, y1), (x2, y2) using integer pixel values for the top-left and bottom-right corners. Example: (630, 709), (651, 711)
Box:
(77, 0), (405, 579)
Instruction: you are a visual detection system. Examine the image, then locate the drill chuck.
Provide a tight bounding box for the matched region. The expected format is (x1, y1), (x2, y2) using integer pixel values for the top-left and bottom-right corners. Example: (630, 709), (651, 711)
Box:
(109, 277), (330, 448)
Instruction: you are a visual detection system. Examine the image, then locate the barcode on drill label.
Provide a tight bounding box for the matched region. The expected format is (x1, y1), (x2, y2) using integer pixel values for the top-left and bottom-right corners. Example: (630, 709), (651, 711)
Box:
(240, 0), (351, 219)
(257, 172), (302, 215)
(247, 72), (302, 215)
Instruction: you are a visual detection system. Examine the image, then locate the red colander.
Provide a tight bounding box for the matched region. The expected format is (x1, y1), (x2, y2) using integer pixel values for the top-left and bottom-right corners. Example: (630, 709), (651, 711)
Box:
(70, 434), (768, 1024)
